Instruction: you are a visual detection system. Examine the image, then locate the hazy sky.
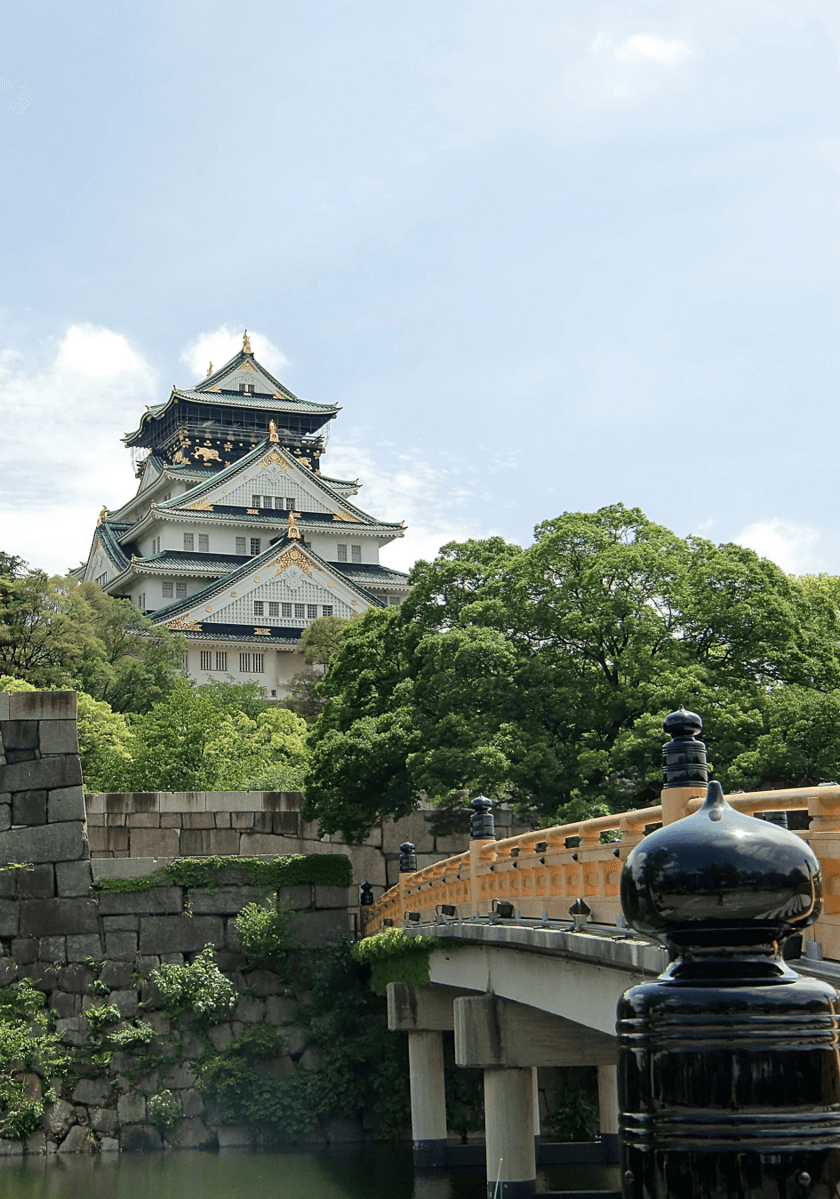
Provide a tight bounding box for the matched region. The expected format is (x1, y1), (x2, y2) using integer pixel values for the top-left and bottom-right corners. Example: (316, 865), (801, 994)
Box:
(1, 2), (839, 576)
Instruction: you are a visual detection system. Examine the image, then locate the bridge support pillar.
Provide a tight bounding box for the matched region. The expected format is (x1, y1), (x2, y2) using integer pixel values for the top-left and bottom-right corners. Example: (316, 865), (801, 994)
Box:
(597, 1063), (619, 1158)
(408, 1030), (448, 1168)
(484, 1066), (537, 1199)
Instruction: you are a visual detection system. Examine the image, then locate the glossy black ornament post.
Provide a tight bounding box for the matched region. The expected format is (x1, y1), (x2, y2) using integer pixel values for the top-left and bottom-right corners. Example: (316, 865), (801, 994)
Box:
(618, 775), (840, 1198)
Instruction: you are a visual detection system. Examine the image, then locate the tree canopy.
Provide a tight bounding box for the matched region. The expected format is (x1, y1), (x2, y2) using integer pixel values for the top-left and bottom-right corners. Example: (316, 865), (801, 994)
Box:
(302, 505), (840, 841)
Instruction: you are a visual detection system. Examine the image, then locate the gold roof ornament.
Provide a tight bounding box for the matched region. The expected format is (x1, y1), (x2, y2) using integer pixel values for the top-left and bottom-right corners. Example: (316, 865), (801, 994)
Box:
(287, 511), (302, 540)
(96, 505), (108, 527)
(268, 419), (279, 443)
(243, 329), (253, 354)
(206, 362), (213, 377)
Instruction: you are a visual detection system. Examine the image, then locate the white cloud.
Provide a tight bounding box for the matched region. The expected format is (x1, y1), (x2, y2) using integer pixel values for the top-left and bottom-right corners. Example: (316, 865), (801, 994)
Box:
(734, 518), (820, 575)
(614, 35), (690, 65)
(179, 325), (289, 382)
(323, 441), (500, 574)
(0, 324), (157, 573)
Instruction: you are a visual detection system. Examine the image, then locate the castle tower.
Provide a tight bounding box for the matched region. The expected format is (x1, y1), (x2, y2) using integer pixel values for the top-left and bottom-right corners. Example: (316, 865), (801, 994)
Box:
(78, 333), (410, 696)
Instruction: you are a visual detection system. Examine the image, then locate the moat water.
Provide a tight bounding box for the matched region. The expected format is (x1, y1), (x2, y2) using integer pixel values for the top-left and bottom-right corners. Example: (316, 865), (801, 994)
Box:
(0, 1147), (621, 1197)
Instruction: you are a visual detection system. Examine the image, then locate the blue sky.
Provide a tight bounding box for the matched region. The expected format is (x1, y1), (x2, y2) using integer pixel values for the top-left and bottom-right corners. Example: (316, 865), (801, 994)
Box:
(1, 2), (838, 575)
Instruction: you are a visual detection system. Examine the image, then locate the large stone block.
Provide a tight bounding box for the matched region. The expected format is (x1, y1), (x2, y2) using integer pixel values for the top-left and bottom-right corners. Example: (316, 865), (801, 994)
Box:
(180, 829), (240, 856)
(65, 934), (103, 961)
(382, 811), (434, 855)
(273, 811), (300, 836)
(117, 1093), (146, 1124)
(210, 791), (271, 812)
(91, 857), (171, 881)
(55, 861), (93, 897)
(15, 864), (54, 898)
(231, 811), (260, 830)
(38, 936), (66, 963)
(2, 755), (82, 793)
(139, 915), (224, 955)
(43, 1099), (76, 1137)
(0, 822), (88, 866)
(9, 691), (76, 721)
(0, 901), (19, 937)
(54, 1016), (90, 1046)
(72, 1078), (113, 1107)
(48, 787), (86, 823)
(38, 721), (79, 756)
(90, 1107), (117, 1135)
(20, 899), (98, 937)
(12, 790), (46, 826)
(0, 695), (9, 721)
(158, 792), (205, 813)
(190, 886), (259, 915)
(1, 720), (39, 751)
(0, 807), (9, 833)
(97, 887), (182, 916)
(170, 1117), (216, 1149)
(238, 833), (302, 857)
(182, 812), (215, 829)
(100, 961), (134, 989)
(314, 885), (354, 910)
(124, 813), (159, 828)
(105, 932), (138, 961)
(130, 828), (179, 858)
(294, 909), (353, 947)
(248, 969), (284, 997)
(119, 1123), (164, 1152)
(103, 914), (139, 931)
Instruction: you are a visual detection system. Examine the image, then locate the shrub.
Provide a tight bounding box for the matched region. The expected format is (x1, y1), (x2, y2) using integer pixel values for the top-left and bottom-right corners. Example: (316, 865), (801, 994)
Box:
(150, 945), (237, 1025)
(148, 1089), (181, 1131)
(0, 979), (68, 1140)
(235, 898), (298, 968)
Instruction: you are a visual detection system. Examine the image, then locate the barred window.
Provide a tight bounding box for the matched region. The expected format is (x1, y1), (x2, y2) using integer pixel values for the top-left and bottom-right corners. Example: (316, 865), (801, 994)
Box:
(215, 651), (227, 671)
(286, 497), (295, 509)
(274, 497), (284, 509)
(200, 650), (211, 670)
(337, 544), (347, 561)
(138, 593), (146, 610)
(95, 572), (108, 586)
(250, 538), (261, 556)
(269, 602), (279, 617)
(294, 603), (305, 618)
(253, 654), (264, 673)
(183, 533), (194, 551)
(322, 605), (333, 617)
(199, 534), (209, 553)
(282, 602), (292, 617)
(236, 537), (246, 555)
(162, 581), (173, 598)
(263, 496), (272, 508)
(307, 604), (318, 619)
(240, 653), (251, 673)
(254, 601), (264, 615)
(351, 545), (362, 562)
(176, 582), (187, 599)
(251, 494), (261, 508)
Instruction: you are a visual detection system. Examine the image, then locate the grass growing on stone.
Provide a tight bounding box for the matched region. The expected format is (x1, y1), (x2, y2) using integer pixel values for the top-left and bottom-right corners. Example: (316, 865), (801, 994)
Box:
(93, 853), (353, 894)
(351, 927), (465, 994)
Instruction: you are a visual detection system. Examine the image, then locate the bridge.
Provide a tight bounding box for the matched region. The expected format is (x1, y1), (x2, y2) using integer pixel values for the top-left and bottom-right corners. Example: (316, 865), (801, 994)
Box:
(362, 730), (840, 1198)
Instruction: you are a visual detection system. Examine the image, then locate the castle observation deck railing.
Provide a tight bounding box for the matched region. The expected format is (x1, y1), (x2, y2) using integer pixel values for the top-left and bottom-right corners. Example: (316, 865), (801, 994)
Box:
(362, 781), (840, 962)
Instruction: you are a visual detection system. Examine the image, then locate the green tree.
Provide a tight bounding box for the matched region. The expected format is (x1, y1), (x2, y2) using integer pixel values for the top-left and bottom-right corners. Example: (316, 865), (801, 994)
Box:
(124, 680), (308, 792)
(303, 505), (840, 841)
(284, 616), (353, 725)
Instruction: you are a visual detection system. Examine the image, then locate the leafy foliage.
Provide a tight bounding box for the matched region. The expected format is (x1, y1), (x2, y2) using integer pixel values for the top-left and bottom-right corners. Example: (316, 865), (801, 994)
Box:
(543, 1075), (600, 1142)
(303, 507), (840, 839)
(351, 928), (463, 995)
(0, 979), (68, 1139)
(147, 1089), (181, 1130)
(94, 853), (351, 893)
(235, 898), (299, 968)
(150, 945), (237, 1025)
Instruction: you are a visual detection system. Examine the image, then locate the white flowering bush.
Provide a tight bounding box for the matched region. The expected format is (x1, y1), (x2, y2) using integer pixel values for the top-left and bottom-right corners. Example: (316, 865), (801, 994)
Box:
(150, 944), (237, 1026)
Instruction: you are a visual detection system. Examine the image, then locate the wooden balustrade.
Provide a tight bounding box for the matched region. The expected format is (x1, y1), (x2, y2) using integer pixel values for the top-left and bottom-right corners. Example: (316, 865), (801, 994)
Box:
(362, 783), (840, 961)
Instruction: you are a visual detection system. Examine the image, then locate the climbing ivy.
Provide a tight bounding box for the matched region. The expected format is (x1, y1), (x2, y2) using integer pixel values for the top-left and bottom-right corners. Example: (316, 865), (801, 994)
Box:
(351, 927), (464, 995)
(94, 853), (352, 893)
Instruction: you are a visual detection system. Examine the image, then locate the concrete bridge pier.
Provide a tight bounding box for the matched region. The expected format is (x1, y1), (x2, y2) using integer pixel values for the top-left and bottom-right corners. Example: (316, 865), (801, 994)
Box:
(454, 992), (619, 1198)
(387, 982), (476, 1167)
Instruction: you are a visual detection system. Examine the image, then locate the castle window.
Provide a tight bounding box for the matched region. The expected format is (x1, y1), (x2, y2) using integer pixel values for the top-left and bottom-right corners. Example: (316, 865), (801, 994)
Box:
(351, 545), (362, 563)
(337, 544), (347, 561)
(95, 572), (108, 587)
(307, 604), (318, 619)
(138, 594), (146, 610)
(286, 497), (295, 509)
(236, 537), (246, 554)
(251, 494), (261, 508)
(240, 653), (251, 672)
(294, 603), (305, 618)
(200, 650), (211, 670)
(183, 533), (194, 551)
(322, 605), (333, 617)
(215, 651), (227, 671)
(254, 601), (264, 615)
(239, 383), (255, 395)
(253, 654), (264, 673)
(282, 603), (292, 617)
(176, 582), (187, 599)
(162, 581), (173, 598)
(274, 497), (284, 509)
(269, 602), (279, 617)
(199, 534), (209, 553)
(263, 496), (272, 508)
(250, 538), (261, 556)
